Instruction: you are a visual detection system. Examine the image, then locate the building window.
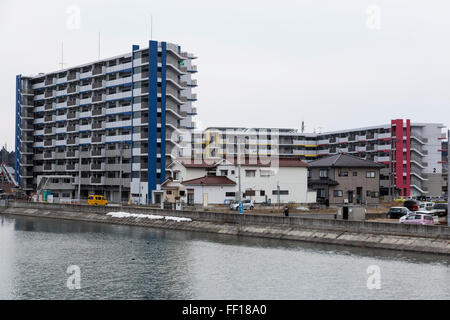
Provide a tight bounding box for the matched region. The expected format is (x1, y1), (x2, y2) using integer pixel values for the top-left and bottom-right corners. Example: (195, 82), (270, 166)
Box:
(333, 190), (343, 197)
(338, 170), (348, 177)
(225, 192), (235, 197)
(245, 170), (256, 177)
(353, 171), (357, 176)
(272, 190), (289, 195)
(166, 190), (172, 195)
(366, 171), (376, 178)
(260, 190), (265, 196)
(220, 170), (228, 176)
(317, 189), (325, 198)
(319, 169), (328, 178)
(260, 169), (275, 177)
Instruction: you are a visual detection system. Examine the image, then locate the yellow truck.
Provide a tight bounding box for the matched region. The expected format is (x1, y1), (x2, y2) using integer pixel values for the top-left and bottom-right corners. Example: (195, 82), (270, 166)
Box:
(88, 195), (107, 206)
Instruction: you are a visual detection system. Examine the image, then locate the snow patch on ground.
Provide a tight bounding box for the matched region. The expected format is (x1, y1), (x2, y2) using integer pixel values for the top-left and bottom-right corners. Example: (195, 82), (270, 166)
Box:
(106, 211), (192, 222)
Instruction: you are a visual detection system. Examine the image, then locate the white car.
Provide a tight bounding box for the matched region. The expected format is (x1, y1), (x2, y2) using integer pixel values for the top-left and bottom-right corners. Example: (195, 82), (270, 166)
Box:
(230, 199), (254, 211)
(418, 202), (435, 211)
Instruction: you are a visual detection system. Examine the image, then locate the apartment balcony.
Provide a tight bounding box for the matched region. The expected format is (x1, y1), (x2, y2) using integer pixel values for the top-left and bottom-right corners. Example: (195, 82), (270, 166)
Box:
(91, 135), (105, 144)
(187, 65), (198, 73)
(317, 139), (329, 145)
(79, 110), (92, 118)
(56, 126), (67, 134)
(66, 163), (79, 172)
(356, 146), (366, 152)
(90, 176), (105, 185)
(93, 94), (106, 103)
(356, 135), (366, 141)
(56, 76), (67, 84)
(338, 137), (348, 143)
(376, 132), (391, 140)
(34, 105), (45, 113)
(43, 163), (55, 172)
(337, 148), (348, 153)
(67, 86), (79, 94)
(106, 77), (132, 87)
(56, 89), (67, 97)
(80, 84), (92, 92)
(43, 102), (54, 111)
(44, 78), (56, 86)
(67, 72), (80, 82)
(66, 137), (79, 145)
(32, 80), (45, 89)
(43, 127), (55, 135)
(33, 141), (44, 148)
(90, 163), (105, 171)
(34, 93), (45, 100)
(106, 62), (132, 74)
(374, 156), (390, 162)
(66, 150), (79, 158)
(43, 139), (55, 148)
(105, 120), (132, 129)
(67, 98), (79, 107)
(91, 148), (105, 157)
(44, 89), (56, 98)
(55, 101), (67, 109)
(80, 70), (93, 79)
(188, 79), (198, 87)
(188, 93), (197, 101)
(20, 122), (34, 131)
(56, 114), (67, 122)
(80, 97), (92, 105)
(79, 123), (92, 131)
(20, 88), (32, 96)
(105, 105), (132, 115)
(376, 144), (390, 151)
(105, 91), (131, 101)
(92, 122), (105, 131)
(43, 151), (55, 160)
(105, 134), (132, 143)
(20, 110), (34, 119)
(93, 66), (106, 76)
(67, 111), (79, 120)
(79, 137), (91, 144)
(187, 107), (197, 115)
(92, 108), (106, 117)
(55, 139), (66, 147)
(42, 115), (55, 124)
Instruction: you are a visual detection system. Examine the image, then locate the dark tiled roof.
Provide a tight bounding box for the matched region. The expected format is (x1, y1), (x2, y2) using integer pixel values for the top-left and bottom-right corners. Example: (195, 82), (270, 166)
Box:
(182, 175), (236, 186)
(308, 153), (384, 168)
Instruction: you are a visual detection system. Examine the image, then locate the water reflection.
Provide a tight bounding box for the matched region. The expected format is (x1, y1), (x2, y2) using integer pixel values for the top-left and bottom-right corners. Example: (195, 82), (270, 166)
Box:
(0, 214), (448, 300)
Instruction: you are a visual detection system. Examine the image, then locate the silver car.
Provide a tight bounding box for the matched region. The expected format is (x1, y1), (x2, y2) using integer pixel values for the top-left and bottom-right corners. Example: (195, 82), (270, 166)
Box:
(230, 200), (254, 211)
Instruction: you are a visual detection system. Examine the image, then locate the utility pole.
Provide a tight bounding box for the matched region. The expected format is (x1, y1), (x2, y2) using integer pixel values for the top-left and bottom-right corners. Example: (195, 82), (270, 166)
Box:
(277, 181), (280, 209)
(447, 130), (449, 226)
(119, 143), (123, 205)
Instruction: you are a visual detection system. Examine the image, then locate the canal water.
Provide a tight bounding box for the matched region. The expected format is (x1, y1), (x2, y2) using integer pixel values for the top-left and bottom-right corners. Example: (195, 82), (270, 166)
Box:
(0, 214), (448, 300)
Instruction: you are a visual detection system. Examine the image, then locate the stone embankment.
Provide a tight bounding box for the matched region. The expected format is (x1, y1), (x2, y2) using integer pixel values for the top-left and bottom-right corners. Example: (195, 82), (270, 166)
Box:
(1, 202), (448, 255)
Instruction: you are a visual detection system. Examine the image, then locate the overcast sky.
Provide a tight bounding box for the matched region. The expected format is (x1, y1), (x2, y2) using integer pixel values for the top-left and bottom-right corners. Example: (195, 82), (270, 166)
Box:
(1, 0), (449, 150)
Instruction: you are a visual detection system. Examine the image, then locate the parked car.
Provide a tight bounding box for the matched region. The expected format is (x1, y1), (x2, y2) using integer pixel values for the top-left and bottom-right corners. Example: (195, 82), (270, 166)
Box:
(431, 203), (448, 217)
(229, 199), (254, 211)
(418, 201), (435, 211)
(403, 200), (419, 212)
(386, 207), (412, 219)
(399, 212), (435, 225)
(88, 195), (108, 206)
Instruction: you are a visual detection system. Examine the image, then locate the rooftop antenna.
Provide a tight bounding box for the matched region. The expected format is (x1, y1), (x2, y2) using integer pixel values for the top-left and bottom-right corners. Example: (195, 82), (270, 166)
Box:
(151, 15), (153, 40)
(59, 41), (66, 70)
(301, 121), (305, 133)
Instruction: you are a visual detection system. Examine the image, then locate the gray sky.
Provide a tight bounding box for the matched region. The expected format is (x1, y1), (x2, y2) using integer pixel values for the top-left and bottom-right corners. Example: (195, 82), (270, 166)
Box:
(1, 0), (449, 150)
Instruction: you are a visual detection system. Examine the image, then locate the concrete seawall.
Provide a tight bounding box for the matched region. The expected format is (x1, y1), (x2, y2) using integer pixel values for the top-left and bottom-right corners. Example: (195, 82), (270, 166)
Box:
(1, 202), (449, 255)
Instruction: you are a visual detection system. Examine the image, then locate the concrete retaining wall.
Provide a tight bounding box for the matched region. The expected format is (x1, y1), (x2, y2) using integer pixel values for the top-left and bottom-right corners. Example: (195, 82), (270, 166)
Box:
(9, 202), (450, 240)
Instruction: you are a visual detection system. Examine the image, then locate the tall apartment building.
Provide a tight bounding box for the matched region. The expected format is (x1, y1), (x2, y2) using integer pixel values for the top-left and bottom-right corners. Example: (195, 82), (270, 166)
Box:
(190, 119), (447, 197)
(15, 40), (197, 203)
